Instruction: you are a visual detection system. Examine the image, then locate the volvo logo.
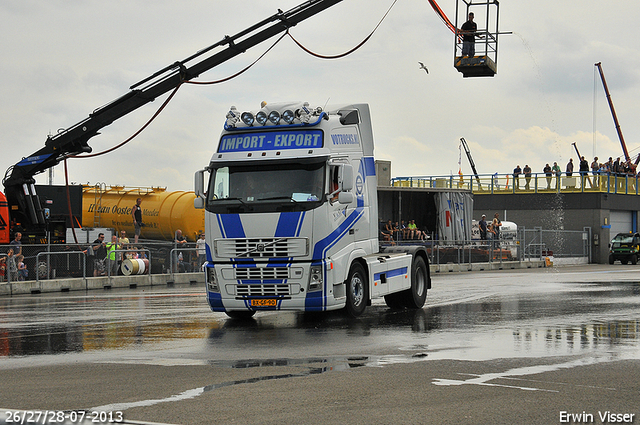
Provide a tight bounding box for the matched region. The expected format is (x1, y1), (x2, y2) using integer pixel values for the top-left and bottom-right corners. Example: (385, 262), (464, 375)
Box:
(256, 243), (265, 252)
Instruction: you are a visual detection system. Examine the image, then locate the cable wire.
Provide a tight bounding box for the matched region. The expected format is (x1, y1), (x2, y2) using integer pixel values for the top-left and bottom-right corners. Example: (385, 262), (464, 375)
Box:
(288, 0), (398, 59)
(185, 31), (289, 85)
(71, 83), (183, 159)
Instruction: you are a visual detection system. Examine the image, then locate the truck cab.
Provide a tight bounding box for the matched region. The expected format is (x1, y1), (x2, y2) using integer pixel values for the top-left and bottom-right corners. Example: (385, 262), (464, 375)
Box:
(195, 102), (430, 318)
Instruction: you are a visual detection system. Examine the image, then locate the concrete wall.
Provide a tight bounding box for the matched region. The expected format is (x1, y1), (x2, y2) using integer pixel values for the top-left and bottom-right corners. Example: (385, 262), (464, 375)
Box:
(0, 272), (204, 296)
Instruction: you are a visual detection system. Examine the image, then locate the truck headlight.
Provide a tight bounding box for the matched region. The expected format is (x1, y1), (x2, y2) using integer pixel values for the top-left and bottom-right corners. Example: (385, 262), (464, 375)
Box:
(206, 267), (220, 292)
(308, 265), (323, 291)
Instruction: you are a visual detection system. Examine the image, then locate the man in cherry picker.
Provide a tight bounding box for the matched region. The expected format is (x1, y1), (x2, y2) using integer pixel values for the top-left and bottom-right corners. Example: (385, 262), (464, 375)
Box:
(461, 12), (478, 57)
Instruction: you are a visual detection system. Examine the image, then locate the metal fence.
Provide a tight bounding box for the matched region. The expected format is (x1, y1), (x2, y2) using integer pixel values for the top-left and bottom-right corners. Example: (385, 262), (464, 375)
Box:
(384, 228), (590, 265)
(518, 227), (591, 260)
(0, 241), (202, 284)
(0, 228), (590, 284)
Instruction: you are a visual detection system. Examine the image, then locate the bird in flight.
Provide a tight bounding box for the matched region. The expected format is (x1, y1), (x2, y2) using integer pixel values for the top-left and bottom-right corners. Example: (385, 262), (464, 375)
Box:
(418, 62), (429, 74)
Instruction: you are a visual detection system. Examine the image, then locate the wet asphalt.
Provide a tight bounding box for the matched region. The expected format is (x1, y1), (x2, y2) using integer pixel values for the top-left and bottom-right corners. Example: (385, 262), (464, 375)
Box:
(0, 264), (639, 424)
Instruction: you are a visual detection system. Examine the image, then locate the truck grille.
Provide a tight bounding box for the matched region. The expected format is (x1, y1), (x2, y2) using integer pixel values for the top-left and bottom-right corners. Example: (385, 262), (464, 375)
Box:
(235, 267), (289, 280)
(236, 284), (291, 297)
(215, 238), (308, 258)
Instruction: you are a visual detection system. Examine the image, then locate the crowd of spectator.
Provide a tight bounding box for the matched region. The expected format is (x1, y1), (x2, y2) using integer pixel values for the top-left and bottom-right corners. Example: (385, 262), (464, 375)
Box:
(380, 219), (428, 243)
(512, 156), (638, 190)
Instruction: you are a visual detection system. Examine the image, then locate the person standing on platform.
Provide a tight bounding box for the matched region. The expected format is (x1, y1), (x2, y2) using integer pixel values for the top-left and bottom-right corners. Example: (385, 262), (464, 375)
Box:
(579, 156), (590, 188)
(513, 165), (522, 190)
(544, 163), (552, 189)
(131, 197), (143, 244)
(461, 12), (479, 58)
(566, 158), (574, 177)
(552, 161), (562, 189)
(523, 164), (532, 190)
(591, 157), (600, 188)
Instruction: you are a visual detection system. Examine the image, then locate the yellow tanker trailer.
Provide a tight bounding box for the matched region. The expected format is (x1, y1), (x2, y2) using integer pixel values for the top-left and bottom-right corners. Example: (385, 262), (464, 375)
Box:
(82, 185), (204, 242)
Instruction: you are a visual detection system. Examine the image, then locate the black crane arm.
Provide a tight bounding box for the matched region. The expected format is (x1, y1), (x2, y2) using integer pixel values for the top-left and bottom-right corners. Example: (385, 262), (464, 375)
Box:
(460, 138), (482, 189)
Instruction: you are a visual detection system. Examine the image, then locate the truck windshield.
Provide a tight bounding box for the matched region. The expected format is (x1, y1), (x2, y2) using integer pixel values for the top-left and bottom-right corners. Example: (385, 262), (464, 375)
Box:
(206, 161), (325, 213)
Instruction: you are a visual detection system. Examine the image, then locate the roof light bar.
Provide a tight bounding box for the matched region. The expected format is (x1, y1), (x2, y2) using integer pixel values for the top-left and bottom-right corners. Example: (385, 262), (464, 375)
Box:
(268, 111), (281, 125)
(241, 112), (255, 126)
(281, 109), (295, 124)
(255, 111), (268, 126)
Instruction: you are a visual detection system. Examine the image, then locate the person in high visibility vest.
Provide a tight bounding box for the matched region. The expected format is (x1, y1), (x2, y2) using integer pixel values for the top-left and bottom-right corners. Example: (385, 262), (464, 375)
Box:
(105, 235), (121, 276)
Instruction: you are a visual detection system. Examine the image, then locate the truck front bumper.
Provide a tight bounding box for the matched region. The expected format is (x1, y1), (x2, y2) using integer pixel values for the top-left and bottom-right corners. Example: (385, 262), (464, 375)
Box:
(205, 261), (345, 313)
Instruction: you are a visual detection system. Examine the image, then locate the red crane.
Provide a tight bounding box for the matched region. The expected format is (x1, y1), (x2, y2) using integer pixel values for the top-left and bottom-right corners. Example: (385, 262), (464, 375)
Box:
(595, 62), (631, 163)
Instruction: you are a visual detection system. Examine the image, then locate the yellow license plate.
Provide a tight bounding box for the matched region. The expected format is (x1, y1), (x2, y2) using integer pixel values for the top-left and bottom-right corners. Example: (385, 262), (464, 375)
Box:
(251, 299), (278, 307)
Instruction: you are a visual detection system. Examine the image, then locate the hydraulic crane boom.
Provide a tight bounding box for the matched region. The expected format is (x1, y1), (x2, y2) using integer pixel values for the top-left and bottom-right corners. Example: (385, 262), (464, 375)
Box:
(595, 62), (630, 163)
(460, 138), (482, 189)
(2, 0), (343, 240)
(571, 142), (581, 159)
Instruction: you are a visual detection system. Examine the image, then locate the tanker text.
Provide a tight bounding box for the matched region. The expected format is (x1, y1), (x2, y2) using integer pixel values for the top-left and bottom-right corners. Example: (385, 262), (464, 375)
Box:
(87, 204), (159, 217)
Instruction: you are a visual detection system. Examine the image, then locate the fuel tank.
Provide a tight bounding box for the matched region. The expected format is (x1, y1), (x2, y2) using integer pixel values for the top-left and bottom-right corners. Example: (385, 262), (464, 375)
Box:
(82, 186), (204, 242)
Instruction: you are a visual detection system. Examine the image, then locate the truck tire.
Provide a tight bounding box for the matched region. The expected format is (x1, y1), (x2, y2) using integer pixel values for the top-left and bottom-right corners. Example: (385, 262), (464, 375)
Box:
(225, 310), (256, 319)
(401, 256), (428, 309)
(632, 255), (638, 265)
(609, 255), (615, 265)
(344, 262), (368, 317)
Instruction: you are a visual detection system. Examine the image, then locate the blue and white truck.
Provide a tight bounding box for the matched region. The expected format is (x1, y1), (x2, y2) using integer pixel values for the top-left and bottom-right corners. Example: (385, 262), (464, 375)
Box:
(194, 101), (431, 318)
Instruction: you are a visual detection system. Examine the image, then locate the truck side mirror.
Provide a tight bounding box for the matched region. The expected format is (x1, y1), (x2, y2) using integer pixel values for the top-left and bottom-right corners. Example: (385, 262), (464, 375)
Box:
(338, 192), (353, 204)
(339, 164), (354, 191)
(194, 169), (206, 209)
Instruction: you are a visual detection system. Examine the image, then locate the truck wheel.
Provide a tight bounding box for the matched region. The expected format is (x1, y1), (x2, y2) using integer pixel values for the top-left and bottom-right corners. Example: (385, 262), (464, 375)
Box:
(344, 262), (368, 317)
(225, 310), (256, 319)
(632, 255), (638, 265)
(402, 256), (428, 309)
(609, 255), (615, 265)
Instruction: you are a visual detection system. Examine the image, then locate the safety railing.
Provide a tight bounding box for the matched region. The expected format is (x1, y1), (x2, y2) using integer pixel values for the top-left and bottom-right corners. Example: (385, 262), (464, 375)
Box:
(392, 172), (640, 196)
(169, 248), (202, 279)
(31, 248), (152, 288)
(382, 228), (590, 265)
(36, 251), (87, 284)
(518, 227), (591, 261)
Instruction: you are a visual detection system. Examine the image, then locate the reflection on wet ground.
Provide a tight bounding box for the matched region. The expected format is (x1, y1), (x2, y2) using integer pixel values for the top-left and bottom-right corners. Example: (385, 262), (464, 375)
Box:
(91, 356), (373, 412)
(0, 280), (639, 363)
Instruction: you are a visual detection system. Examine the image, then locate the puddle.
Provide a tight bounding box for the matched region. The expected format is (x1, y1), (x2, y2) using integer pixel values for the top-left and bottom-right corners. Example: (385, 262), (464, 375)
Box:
(91, 356), (372, 412)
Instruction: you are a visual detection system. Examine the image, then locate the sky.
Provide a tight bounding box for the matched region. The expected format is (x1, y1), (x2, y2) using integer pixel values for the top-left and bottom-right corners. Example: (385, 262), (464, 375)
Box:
(1, 0), (639, 192)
